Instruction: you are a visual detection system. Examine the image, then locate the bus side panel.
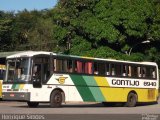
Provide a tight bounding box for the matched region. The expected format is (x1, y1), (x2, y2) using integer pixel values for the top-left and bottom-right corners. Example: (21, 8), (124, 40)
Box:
(70, 75), (106, 102)
(24, 74), (83, 102)
(98, 88), (158, 102)
(70, 75), (159, 103)
(136, 89), (158, 102)
(67, 86), (83, 102)
(44, 74), (159, 103)
(29, 85), (54, 102)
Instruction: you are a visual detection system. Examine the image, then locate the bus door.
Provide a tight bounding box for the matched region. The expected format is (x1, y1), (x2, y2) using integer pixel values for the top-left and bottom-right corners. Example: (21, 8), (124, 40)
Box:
(32, 57), (50, 88)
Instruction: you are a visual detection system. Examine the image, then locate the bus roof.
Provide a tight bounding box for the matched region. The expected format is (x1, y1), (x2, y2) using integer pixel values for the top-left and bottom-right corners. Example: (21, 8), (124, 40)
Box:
(7, 51), (53, 58)
(6, 51), (157, 66)
(56, 53), (157, 66)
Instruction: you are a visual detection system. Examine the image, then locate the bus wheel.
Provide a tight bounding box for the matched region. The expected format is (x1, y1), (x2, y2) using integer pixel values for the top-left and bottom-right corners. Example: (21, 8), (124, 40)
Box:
(27, 102), (39, 108)
(125, 93), (137, 107)
(50, 90), (62, 108)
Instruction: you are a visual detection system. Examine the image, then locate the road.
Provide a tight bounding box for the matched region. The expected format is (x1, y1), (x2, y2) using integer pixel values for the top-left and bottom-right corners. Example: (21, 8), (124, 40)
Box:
(0, 101), (160, 114)
(0, 101), (160, 120)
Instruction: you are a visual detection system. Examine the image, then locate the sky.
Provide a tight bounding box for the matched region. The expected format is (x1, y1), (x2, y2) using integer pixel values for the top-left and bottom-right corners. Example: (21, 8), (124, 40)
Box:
(0, 0), (58, 12)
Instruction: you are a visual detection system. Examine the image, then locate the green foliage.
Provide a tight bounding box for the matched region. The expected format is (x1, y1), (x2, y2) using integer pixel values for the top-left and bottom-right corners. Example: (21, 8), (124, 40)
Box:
(52, 0), (160, 62)
(0, 11), (13, 51)
(0, 9), (59, 51)
(27, 18), (55, 51)
(145, 47), (160, 65)
(11, 10), (37, 49)
(150, 1), (160, 41)
(0, 0), (160, 66)
(69, 35), (92, 55)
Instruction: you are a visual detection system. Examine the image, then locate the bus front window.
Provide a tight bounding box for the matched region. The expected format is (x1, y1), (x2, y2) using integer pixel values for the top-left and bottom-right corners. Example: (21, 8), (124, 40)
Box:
(5, 58), (31, 83)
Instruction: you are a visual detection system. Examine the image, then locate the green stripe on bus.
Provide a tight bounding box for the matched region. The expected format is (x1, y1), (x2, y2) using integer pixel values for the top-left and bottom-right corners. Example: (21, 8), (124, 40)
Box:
(82, 76), (105, 101)
(11, 84), (19, 89)
(70, 75), (96, 102)
(15, 84), (19, 89)
(11, 84), (17, 89)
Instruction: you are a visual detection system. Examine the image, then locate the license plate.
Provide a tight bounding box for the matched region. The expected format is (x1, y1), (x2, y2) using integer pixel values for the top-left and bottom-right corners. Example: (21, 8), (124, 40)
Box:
(10, 94), (15, 97)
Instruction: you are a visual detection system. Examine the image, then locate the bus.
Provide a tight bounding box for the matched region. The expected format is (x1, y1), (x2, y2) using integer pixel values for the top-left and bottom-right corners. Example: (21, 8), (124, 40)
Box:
(0, 64), (6, 98)
(2, 51), (159, 107)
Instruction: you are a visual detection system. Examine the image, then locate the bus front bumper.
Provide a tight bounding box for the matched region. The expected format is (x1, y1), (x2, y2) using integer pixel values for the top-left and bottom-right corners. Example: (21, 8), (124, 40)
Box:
(2, 92), (30, 101)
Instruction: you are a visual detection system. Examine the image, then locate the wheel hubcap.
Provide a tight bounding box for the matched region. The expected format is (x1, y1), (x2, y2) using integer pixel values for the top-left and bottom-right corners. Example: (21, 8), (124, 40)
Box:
(54, 94), (61, 103)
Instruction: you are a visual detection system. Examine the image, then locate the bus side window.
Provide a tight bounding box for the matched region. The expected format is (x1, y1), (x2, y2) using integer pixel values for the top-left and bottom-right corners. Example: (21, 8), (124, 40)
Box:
(111, 64), (115, 76)
(131, 66), (138, 78)
(63, 59), (68, 72)
(67, 60), (73, 73)
(105, 63), (110, 75)
(56, 59), (63, 72)
(122, 65), (127, 76)
(142, 67), (146, 78)
(146, 66), (151, 78)
(152, 68), (156, 79)
(53, 59), (56, 72)
(84, 62), (93, 74)
(115, 64), (121, 76)
(75, 60), (83, 73)
(94, 62), (98, 75)
(146, 67), (156, 79)
(138, 67), (142, 78)
(74, 61), (77, 73)
(128, 65), (131, 77)
(97, 62), (105, 75)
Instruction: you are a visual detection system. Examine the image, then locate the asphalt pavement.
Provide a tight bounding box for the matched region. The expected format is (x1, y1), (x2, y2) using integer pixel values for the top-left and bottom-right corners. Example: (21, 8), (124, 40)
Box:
(0, 100), (159, 120)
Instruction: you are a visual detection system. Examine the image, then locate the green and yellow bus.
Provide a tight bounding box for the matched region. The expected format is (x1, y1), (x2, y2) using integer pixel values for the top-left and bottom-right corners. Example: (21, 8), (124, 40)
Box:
(0, 64), (6, 98)
(2, 51), (159, 107)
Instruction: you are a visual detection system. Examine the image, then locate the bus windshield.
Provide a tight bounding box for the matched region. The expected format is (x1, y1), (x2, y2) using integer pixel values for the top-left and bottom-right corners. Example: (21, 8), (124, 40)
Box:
(5, 58), (31, 83)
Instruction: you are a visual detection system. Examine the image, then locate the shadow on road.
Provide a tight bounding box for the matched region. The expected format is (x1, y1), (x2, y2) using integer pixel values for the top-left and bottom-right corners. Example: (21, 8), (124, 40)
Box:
(136, 102), (158, 106)
(10, 102), (159, 108)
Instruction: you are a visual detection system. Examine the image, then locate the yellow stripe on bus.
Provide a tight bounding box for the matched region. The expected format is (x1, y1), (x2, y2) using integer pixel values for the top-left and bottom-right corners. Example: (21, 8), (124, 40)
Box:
(19, 84), (25, 89)
(94, 76), (110, 101)
(81, 56), (94, 59)
(94, 76), (158, 102)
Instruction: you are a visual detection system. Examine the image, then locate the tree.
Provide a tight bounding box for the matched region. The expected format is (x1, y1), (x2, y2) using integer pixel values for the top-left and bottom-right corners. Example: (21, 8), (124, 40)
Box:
(150, 1), (160, 41)
(11, 9), (39, 50)
(0, 11), (14, 51)
(27, 18), (56, 51)
(52, 0), (160, 62)
(0, 9), (59, 52)
(0, 0), (160, 64)
(9, 9), (57, 51)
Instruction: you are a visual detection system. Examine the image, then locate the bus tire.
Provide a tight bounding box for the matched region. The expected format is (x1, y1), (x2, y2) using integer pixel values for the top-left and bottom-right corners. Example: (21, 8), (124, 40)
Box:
(50, 90), (62, 108)
(27, 102), (39, 108)
(125, 93), (137, 107)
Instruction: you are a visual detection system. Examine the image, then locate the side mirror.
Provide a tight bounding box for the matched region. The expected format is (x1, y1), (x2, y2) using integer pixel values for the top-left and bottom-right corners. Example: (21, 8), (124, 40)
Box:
(32, 76), (42, 88)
